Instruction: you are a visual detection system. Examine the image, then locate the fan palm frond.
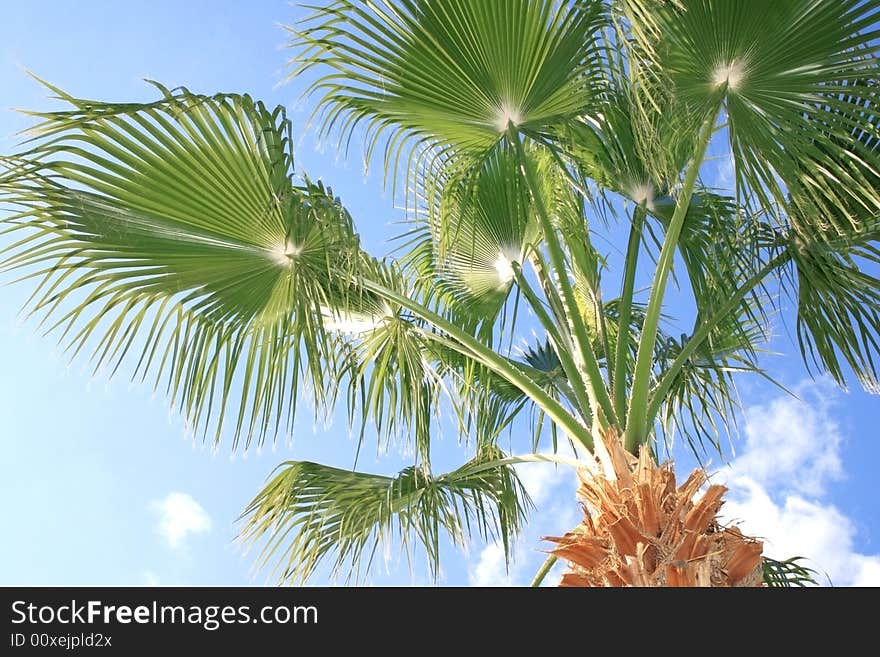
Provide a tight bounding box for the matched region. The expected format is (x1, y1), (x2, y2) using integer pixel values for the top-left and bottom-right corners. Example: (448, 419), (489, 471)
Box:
(654, 0), (880, 234)
(0, 81), (365, 448)
(411, 142), (540, 324)
(289, 0), (608, 179)
(239, 446), (530, 584)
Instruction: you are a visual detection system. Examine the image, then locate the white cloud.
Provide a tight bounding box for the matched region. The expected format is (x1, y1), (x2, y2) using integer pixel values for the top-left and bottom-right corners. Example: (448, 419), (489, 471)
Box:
(471, 542), (519, 587)
(515, 461), (568, 506)
(717, 379), (880, 586)
(731, 378), (843, 496)
(151, 492), (211, 550)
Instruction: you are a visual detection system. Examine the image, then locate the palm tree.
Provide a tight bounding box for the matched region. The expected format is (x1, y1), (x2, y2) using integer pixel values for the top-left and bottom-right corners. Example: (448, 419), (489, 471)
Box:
(2, 0), (879, 586)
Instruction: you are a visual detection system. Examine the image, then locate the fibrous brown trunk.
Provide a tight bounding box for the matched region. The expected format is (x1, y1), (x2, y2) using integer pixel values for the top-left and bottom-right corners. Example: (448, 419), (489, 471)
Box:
(547, 431), (763, 587)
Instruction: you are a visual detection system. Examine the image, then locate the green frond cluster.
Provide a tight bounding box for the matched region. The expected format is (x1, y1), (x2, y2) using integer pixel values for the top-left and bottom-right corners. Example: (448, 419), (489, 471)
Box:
(0, 83), (367, 449)
(656, 0), (880, 229)
(290, 0), (608, 183)
(762, 556), (820, 588)
(239, 447), (529, 584)
(791, 227), (880, 393)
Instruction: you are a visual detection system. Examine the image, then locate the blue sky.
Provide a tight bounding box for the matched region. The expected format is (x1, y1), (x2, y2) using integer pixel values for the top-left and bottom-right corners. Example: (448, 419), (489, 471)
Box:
(0, 1), (878, 587)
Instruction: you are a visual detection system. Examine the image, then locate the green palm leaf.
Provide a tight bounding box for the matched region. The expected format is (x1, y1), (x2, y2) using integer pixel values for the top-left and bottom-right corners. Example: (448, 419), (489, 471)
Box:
(654, 314), (770, 456)
(330, 262), (449, 465)
(647, 194), (783, 452)
(654, 0), (880, 233)
(774, 81), (880, 393)
(430, 336), (573, 453)
(762, 556), (819, 587)
(557, 82), (691, 210)
(654, 190), (773, 340)
(789, 225), (880, 393)
(290, 0), (607, 171)
(404, 143), (540, 324)
(0, 81), (365, 448)
(239, 446), (530, 584)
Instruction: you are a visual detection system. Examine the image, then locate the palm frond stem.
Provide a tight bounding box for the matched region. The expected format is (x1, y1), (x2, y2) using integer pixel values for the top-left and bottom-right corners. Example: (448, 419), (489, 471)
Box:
(625, 107), (719, 451)
(510, 127), (618, 431)
(613, 205), (646, 421)
(511, 261), (592, 419)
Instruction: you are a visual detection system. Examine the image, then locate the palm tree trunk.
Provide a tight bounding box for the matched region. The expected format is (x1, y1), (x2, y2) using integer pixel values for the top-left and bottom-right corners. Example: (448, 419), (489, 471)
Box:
(547, 432), (764, 587)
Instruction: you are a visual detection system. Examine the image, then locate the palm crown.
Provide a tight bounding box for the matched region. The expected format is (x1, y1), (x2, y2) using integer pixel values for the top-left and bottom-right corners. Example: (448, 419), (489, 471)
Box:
(2, 0), (879, 586)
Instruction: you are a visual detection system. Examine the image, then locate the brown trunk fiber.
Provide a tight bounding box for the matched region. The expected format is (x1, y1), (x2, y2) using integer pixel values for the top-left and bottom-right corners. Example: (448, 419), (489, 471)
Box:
(546, 431), (763, 587)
